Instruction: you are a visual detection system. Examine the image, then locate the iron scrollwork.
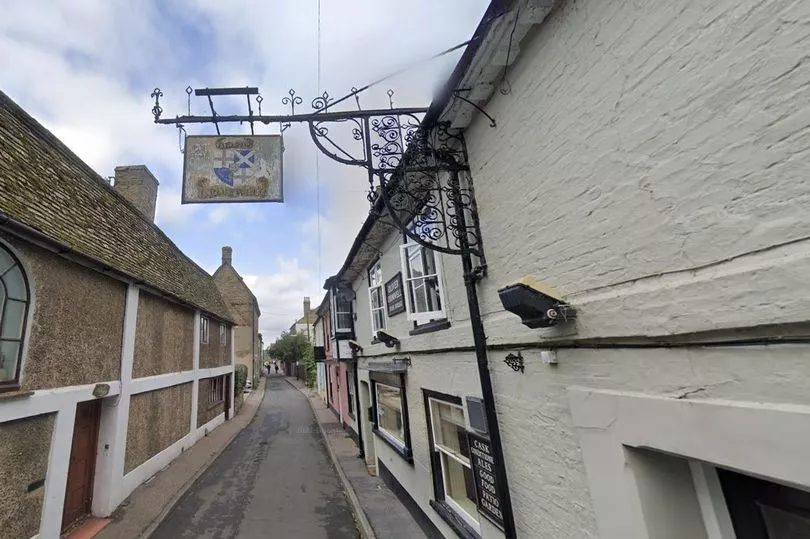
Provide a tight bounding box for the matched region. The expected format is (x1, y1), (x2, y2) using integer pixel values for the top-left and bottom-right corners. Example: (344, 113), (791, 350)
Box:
(504, 352), (525, 373)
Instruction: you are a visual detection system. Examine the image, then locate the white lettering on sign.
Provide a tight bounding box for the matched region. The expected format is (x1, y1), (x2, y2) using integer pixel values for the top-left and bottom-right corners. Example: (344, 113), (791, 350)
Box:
(468, 432), (505, 530)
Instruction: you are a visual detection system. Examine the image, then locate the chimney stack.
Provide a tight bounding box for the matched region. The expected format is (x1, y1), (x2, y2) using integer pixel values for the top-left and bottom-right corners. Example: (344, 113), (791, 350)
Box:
(304, 297), (311, 317)
(113, 165), (159, 222)
(222, 246), (233, 266)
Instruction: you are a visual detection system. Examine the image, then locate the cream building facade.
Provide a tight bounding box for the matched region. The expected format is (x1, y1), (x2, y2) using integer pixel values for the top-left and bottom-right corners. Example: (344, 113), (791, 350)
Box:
(326, 1), (810, 538)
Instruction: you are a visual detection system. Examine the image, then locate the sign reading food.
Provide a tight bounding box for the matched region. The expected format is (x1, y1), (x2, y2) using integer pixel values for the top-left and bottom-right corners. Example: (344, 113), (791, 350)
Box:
(182, 135), (283, 203)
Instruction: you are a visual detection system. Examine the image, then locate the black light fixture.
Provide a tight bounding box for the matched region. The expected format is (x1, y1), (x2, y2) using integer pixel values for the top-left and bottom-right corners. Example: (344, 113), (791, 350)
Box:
(498, 278), (576, 329)
(376, 330), (400, 348)
(347, 340), (364, 358)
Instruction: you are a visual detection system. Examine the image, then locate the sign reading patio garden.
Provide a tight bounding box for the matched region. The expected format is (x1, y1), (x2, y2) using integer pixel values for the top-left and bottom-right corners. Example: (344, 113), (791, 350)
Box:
(182, 135), (283, 203)
(385, 272), (406, 316)
(468, 431), (505, 530)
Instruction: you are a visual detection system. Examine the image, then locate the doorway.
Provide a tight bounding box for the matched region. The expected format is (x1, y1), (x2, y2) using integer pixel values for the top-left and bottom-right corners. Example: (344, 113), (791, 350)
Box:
(359, 380), (376, 475)
(225, 374), (232, 420)
(62, 400), (101, 531)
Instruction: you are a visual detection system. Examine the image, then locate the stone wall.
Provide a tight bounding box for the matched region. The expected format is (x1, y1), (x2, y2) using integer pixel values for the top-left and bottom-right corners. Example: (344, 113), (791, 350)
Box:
(125, 383), (192, 474)
(0, 413), (53, 539)
(132, 292), (194, 378)
(2, 235), (126, 391)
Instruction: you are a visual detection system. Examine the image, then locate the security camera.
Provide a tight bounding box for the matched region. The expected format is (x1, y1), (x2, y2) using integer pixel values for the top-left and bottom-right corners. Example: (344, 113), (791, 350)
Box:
(376, 330), (401, 348)
(497, 277), (576, 329)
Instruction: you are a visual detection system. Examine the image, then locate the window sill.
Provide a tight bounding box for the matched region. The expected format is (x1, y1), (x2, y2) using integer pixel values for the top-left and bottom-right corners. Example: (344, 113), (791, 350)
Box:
(0, 388), (32, 400)
(430, 500), (481, 539)
(373, 427), (413, 463)
(409, 318), (451, 336)
(207, 400), (224, 410)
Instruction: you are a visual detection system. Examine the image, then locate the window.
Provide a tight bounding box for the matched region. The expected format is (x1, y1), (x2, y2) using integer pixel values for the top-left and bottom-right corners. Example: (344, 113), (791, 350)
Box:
(208, 376), (225, 405)
(347, 367), (355, 419)
(335, 294), (353, 333)
(0, 245), (30, 391)
(400, 236), (445, 325)
(371, 371), (411, 460)
(368, 261), (386, 337)
(200, 316), (210, 344)
(425, 391), (479, 534)
(219, 324), (226, 347)
(718, 467), (810, 538)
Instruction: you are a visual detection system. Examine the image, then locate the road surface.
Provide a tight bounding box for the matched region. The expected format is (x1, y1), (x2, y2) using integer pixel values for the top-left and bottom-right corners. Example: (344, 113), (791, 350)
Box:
(151, 376), (359, 539)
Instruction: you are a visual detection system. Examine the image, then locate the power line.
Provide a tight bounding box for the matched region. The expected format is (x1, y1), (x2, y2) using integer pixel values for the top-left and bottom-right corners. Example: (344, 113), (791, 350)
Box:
(315, 0), (323, 286)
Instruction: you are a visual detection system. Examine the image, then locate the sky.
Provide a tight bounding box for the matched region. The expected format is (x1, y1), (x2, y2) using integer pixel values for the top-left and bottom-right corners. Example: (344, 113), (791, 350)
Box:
(0, 0), (489, 342)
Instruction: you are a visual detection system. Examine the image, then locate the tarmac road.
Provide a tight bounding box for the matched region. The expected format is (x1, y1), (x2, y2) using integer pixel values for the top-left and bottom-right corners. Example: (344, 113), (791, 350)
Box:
(151, 376), (359, 539)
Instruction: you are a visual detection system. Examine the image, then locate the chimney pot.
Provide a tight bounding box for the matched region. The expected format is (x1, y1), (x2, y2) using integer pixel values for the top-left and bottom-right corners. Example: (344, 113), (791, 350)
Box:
(304, 297), (311, 315)
(113, 165), (159, 222)
(222, 246), (233, 265)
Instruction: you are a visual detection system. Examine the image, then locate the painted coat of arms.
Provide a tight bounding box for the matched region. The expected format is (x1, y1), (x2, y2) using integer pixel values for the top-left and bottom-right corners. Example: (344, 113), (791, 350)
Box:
(182, 135), (283, 203)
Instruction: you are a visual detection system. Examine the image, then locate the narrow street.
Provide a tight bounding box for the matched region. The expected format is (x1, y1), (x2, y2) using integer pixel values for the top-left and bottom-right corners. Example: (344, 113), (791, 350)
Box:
(151, 377), (359, 539)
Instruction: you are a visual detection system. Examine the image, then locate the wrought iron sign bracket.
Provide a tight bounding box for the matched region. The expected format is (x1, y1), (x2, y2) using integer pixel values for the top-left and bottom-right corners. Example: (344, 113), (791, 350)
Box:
(151, 86), (487, 264)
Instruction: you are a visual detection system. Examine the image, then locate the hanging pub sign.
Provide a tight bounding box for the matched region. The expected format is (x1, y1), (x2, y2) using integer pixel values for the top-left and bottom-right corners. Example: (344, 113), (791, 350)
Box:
(182, 135), (283, 204)
(468, 431), (505, 530)
(385, 272), (406, 316)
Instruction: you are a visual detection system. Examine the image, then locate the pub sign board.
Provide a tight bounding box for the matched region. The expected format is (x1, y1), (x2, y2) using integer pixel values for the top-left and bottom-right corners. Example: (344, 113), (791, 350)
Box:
(385, 272), (406, 316)
(468, 431), (505, 530)
(182, 135), (283, 204)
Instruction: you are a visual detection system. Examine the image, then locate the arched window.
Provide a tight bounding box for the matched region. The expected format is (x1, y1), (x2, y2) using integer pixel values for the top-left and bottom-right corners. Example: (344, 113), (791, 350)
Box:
(0, 244), (30, 390)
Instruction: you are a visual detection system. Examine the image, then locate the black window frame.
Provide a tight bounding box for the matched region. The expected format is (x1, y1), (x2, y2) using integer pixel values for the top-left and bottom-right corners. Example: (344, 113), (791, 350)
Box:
(423, 388), (482, 539)
(0, 244), (31, 393)
(200, 316), (210, 344)
(370, 371), (412, 463)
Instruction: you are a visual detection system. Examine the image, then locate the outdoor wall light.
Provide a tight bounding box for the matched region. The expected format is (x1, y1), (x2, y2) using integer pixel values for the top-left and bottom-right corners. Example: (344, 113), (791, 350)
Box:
(348, 340), (364, 357)
(376, 330), (401, 348)
(497, 277), (576, 329)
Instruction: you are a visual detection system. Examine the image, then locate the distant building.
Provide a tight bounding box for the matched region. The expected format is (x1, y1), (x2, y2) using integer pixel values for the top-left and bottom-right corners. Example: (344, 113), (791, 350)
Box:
(213, 247), (261, 383)
(0, 91), (235, 538)
(289, 296), (316, 342)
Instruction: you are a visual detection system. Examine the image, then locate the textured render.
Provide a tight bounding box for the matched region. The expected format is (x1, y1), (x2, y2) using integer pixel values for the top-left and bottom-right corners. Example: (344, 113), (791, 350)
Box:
(3, 235), (126, 391)
(132, 292), (194, 378)
(0, 413), (53, 539)
(125, 383), (192, 474)
(199, 319), (231, 369)
(196, 376), (225, 428)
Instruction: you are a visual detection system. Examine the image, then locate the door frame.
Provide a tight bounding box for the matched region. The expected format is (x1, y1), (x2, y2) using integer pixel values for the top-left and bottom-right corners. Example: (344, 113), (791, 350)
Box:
(62, 399), (101, 532)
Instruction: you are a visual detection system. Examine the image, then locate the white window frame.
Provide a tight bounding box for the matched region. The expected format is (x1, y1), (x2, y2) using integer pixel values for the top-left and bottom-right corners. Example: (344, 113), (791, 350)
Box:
(200, 316), (210, 344)
(400, 239), (446, 325)
(333, 293), (353, 334)
(428, 397), (480, 533)
(219, 324), (226, 347)
(368, 260), (386, 337)
(375, 382), (406, 451)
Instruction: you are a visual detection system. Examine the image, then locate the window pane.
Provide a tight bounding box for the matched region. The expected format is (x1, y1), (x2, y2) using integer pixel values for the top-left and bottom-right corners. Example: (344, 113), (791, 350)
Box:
(3, 266), (26, 300)
(0, 250), (13, 276)
(337, 312), (352, 330)
(370, 287), (383, 309)
(442, 453), (478, 520)
(0, 340), (20, 382)
(377, 385), (404, 443)
(434, 401), (467, 456)
(1, 300), (26, 340)
(411, 280), (429, 313)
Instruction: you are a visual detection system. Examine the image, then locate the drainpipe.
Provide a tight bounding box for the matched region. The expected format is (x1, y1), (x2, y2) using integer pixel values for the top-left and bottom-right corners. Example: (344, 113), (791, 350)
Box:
(353, 356), (365, 459)
(451, 170), (517, 539)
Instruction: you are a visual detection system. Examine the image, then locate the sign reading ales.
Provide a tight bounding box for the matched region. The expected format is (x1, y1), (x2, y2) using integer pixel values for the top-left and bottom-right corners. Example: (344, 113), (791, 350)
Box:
(182, 135), (283, 203)
(468, 431), (505, 530)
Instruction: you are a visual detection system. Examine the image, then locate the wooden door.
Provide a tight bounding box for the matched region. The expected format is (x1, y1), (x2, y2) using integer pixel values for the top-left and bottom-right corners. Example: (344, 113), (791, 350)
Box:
(62, 400), (100, 531)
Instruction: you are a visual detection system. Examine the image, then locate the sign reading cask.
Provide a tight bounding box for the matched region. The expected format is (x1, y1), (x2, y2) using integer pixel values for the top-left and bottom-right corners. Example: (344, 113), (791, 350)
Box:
(182, 135), (283, 203)
(468, 431), (505, 530)
(385, 272), (406, 316)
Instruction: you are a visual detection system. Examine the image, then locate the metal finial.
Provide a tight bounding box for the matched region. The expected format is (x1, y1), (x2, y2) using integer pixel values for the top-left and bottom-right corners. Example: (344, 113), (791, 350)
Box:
(387, 89), (395, 109)
(150, 88), (163, 121)
(282, 89), (302, 115)
(256, 94), (263, 115)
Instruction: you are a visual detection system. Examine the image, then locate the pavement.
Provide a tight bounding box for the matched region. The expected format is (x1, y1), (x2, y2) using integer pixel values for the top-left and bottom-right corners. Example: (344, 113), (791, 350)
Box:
(150, 375), (358, 539)
(285, 377), (429, 539)
(96, 378), (268, 539)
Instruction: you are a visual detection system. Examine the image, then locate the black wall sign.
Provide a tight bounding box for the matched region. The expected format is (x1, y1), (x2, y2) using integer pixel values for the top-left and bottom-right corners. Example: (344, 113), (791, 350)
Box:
(385, 272), (406, 316)
(468, 431), (505, 530)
